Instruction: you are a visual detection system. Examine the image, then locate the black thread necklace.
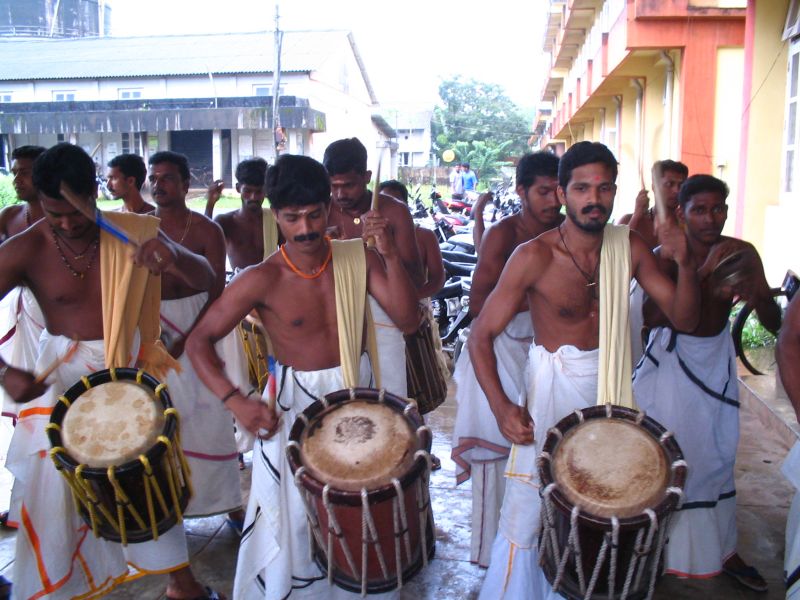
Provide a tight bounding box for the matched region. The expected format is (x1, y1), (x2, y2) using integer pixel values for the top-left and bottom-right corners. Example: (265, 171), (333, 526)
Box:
(51, 227), (99, 279)
(558, 224), (600, 292)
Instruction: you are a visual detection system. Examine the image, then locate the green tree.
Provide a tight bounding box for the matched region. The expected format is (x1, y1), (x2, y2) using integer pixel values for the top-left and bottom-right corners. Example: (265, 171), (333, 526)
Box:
(432, 77), (531, 183)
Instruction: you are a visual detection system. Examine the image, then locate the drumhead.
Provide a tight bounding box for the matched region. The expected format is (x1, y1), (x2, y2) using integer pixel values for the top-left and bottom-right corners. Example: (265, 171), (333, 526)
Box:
(62, 381), (165, 468)
(552, 418), (669, 519)
(299, 399), (419, 492)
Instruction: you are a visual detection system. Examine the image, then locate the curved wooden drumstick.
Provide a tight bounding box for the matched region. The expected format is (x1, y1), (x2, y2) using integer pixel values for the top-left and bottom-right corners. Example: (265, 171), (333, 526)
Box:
(59, 183), (140, 248)
(34, 339), (79, 384)
(366, 156), (383, 248)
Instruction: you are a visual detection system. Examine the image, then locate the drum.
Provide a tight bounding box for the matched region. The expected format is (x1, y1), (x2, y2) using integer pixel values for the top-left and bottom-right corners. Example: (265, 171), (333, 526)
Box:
(286, 388), (436, 595)
(537, 404), (687, 600)
(405, 318), (448, 415)
(46, 368), (192, 545)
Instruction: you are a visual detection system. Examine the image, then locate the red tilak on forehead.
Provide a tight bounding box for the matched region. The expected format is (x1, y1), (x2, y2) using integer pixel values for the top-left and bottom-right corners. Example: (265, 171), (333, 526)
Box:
(592, 175), (602, 183)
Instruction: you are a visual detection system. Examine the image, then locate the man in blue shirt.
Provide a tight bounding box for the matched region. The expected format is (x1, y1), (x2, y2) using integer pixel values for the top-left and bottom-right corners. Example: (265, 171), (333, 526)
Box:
(462, 162), (478, 196)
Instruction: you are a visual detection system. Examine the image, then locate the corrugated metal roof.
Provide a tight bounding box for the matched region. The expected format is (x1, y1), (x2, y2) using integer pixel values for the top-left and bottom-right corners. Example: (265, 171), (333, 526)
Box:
(0, 30), (350, 80)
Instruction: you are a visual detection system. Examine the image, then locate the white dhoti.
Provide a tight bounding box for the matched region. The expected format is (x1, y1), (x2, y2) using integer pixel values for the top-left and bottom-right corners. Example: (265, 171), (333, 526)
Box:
(633, 326), (739, 577)
(368, 295), (406, 397)
(451, 312), (532, 567)
(784, 442), (800, 598)
(6, 332), (189, 600)
(480, 344), (598, 600)
(233, 355), (398, 600)
(161, 292), (246, 517)
(0, 286), (45, 420)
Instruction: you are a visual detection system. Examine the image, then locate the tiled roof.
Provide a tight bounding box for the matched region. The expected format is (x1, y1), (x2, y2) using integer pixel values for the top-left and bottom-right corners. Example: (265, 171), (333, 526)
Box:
(0, 30), (349, 80)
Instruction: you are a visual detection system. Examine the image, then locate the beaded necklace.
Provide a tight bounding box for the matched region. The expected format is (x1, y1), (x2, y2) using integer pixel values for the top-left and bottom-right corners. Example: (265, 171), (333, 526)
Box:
(280, 237), (332, 279)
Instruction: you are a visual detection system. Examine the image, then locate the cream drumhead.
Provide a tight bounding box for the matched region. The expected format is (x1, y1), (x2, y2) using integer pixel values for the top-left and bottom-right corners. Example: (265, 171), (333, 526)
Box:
(552, 418), (669, 518)
(299, 400), (419, 492)
(62, 381), (164, 467)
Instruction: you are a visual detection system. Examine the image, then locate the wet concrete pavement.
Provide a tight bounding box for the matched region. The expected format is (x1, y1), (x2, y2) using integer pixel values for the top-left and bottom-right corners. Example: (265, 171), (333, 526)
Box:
(0, 372), (795, 599)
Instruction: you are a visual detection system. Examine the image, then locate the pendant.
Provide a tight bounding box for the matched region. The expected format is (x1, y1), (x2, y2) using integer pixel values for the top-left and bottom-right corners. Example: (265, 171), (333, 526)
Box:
(353, 217), (361, 225)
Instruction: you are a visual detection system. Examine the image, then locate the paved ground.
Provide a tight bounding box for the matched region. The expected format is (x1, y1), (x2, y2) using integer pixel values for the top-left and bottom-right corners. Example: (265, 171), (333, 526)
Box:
(0, 373), (794, 599)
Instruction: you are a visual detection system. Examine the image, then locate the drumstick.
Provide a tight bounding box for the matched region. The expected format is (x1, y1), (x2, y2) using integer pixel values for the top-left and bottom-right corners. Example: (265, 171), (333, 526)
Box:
(366, 156), (383, 248)
(60, 183), (139, 248)
(650, 162), (668, 228)
(34, 339), (79, 384)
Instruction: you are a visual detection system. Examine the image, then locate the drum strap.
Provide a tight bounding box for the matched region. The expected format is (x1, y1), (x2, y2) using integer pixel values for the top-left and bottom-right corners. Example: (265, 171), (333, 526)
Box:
(597, 224), (635, 409)
(262, 208), (279, 261)
(330, 239), (380, 388)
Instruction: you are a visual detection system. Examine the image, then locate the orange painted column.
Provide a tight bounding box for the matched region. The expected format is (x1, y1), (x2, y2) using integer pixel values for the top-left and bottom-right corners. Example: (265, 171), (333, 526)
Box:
(677, 34), (718, 175)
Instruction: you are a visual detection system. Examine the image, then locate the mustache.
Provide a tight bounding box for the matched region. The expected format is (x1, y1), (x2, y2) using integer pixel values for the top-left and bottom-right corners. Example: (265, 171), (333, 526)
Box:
(293, 232), (321, 243)
(581, 204), (607, 215)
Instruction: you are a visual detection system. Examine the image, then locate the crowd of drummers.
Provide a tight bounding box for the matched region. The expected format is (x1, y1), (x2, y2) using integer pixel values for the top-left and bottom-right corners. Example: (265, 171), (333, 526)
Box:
(0, 136), (797, 600)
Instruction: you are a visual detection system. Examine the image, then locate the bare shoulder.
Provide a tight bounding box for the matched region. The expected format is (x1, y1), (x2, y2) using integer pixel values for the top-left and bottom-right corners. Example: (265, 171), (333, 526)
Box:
(213, 211), (234, 228)
(417, 226), (438, 249)
(617, 212), (633, 225)
(511, 230), (556, 268)
(377, 194), (412, 221)
(0, 204), (23, 221)
(480, 217), (517, 257)
(0, 220), (45, 261)
(192, 211), (224, 238)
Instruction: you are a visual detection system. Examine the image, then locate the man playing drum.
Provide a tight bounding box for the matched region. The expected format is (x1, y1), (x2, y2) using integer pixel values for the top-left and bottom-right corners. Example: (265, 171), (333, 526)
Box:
(0, 143), (223, 600)
(148, 151), (248, 529)
(778, 289), (800, 598)
(469, 141), (700, 598)
(633, 174), (779, 592)
(323, 137), (424, 398)
(451, 151), (562, 568)
(185, 154), (420, 599)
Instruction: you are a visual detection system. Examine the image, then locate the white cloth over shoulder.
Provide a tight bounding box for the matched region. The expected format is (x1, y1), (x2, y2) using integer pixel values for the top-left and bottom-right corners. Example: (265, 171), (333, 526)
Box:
(784, 442), (800, 598)
(7, 332), (189, 600)
(368, 295), (407, 397)
(480, 344), (598, 600)
(161, 292), (245, 517)
(234, 355), (399, 600)
(633, 326), (739, 576)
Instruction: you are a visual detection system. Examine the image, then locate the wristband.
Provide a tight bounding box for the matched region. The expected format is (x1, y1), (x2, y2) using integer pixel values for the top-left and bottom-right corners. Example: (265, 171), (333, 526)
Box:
(220, 386), (240, 404)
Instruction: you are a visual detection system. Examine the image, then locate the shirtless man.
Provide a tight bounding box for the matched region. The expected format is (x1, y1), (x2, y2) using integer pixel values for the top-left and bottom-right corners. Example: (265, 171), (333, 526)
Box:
(778, 290), (800, 598)
(469, 141), (700, 598)
(186, 153), (419, 599)
(618, 159), (688, 250)
(204, 157), (278, 269)
(148, 151), (247, 526)
(106, 153), (156, 214)
(451, 151), (562, 568)
(0, 145), (46, 241)
(323, 137), (423, 397)
(0, 142), (221, 600)
(634, 174), (778, 592)
(618, 160), (688, 361)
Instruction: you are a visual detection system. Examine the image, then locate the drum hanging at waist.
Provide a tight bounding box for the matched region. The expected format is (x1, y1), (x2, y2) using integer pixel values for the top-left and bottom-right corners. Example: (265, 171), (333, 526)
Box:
(537, 404), (687, 600)
(46, 367), (192, 545)
(286, 387), (436, 596)
(405, 318), (448, 415)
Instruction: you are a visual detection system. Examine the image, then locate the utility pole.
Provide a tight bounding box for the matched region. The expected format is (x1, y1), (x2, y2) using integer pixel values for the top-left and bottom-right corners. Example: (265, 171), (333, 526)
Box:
(272, 4), (285, 156)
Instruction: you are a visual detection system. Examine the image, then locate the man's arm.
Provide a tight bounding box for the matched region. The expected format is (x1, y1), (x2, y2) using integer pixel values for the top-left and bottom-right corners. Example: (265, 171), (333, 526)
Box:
(135, 231), (217, 295)
(632, 226), (700, 333)
(471, 192), (491, 251)
(624, 189), (650, 231)
(416, 228), (445, 299)
(203, 179), (224, 218)
(469, 244), (540, 445)
(363, 213), (420, 334)
(185, 268), (277, 434)
(777, 294), (800, 421)
(737, 246), (781, 334)
(469, 222), (510, 317)
(379, 197), (424, 288)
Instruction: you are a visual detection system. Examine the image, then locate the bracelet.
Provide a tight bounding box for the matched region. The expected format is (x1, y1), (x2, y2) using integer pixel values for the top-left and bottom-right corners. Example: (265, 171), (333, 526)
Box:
(219, 387), (240, 404)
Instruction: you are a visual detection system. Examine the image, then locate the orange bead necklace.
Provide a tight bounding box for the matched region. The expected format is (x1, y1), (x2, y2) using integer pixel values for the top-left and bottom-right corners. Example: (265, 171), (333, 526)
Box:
(280, 237), (333, 279)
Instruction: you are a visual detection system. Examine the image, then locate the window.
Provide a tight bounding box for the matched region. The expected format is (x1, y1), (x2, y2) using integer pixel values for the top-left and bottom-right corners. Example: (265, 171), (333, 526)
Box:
(0, 93), (11, 103)
(399, 152), (411, 167)
(118, 88), (142, 100)
(53, 91), (76, 101)
(253, 84), (285, 97)
(121, 132), (147, 155)
(783, 38), (800, 197)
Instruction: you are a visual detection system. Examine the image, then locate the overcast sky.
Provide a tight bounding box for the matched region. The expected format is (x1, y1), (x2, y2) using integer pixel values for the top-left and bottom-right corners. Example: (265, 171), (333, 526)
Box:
(111, 0), (549, 112)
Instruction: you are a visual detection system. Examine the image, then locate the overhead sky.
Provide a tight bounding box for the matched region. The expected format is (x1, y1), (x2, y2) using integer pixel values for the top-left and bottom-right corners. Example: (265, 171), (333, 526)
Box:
(111, 0), (549, 112)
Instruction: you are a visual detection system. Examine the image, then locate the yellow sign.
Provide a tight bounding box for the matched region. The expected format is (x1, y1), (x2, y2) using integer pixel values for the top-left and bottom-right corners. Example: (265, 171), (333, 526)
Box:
(442, 149), (455, 163)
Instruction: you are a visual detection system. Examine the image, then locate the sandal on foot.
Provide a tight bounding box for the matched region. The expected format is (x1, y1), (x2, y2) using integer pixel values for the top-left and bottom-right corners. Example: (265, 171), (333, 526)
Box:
(723, 565), (768, 592)
(166, 585), (223, 600)
(430, 455), (442, 471)
(225, 516), (244, 537)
